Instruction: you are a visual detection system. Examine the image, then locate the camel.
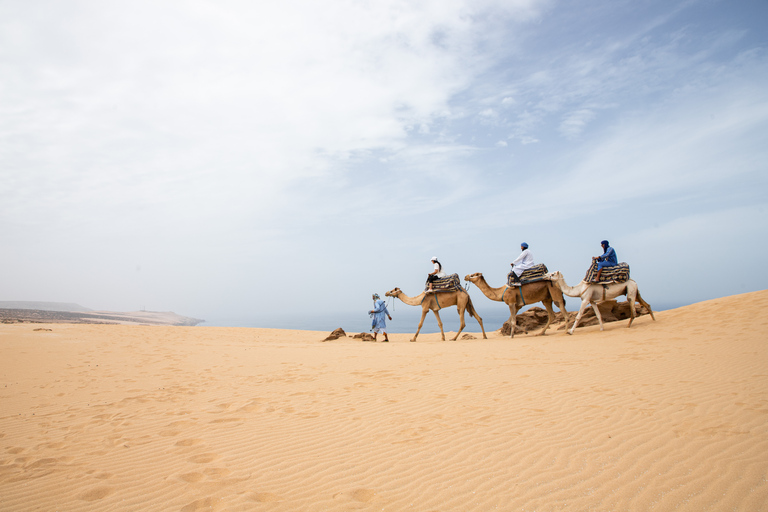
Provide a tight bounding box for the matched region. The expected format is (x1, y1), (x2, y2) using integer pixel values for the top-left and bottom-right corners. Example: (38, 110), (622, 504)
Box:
(464, 273), (569, 337)
(385, 287), (487, 342)
(548, 271), (656, 334)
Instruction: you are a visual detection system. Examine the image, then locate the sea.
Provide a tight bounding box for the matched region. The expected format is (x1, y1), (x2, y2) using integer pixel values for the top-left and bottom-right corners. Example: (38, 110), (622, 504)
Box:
(196, 298), (681, 334)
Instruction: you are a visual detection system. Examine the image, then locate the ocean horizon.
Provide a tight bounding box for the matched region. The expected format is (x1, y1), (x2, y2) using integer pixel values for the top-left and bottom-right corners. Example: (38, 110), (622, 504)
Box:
(195, 297), (684, 334)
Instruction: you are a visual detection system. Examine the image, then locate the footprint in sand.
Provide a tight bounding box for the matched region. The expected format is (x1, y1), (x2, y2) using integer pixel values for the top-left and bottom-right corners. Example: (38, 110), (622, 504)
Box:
(78, 486), (114, 501)
(180, 496), (217, 512)
(179, 472), (206, 483)
(176, 438), (203, 447)
(209, 417), (244, 424)
(204, 467), (231, 478)
(334, 489), (377, 503)
(189, 453), (220, 464)
(248, 492), (282, 502)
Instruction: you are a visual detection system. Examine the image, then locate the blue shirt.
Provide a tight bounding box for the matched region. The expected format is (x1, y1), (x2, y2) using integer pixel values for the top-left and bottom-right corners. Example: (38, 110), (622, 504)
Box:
(597, 246), (617, 266)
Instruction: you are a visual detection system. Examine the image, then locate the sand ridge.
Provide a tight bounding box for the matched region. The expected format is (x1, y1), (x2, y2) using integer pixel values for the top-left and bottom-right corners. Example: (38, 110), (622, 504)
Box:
(1, 291), (767, 511)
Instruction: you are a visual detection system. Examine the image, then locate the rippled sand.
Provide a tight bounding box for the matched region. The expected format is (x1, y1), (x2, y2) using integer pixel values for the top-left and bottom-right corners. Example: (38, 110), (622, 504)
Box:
(1, 290), (767, 511)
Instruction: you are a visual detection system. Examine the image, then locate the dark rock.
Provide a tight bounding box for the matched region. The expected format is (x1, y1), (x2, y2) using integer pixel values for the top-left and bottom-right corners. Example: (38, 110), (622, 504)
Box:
(323, 328), (347, 341)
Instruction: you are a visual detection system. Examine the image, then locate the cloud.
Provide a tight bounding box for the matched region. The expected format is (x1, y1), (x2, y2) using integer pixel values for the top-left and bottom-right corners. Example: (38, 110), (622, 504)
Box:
(1, 0), (766, 320)
(558, 108), (595, 138)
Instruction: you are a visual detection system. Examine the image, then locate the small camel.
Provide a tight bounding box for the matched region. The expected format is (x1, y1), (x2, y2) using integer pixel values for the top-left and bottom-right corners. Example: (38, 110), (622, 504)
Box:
(548, 271), (656, 334)
(464, 273), (569, 337)
(385, 287), (487, 342)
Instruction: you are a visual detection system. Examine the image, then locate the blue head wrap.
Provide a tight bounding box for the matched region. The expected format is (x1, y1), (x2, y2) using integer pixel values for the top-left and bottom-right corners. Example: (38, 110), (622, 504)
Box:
(601, 240), (609, 246)
(372, 293), (380, 300)
(521, 242), (529, 249)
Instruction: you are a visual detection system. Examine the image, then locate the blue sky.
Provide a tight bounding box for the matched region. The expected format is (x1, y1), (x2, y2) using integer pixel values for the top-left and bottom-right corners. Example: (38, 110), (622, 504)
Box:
(2, 0), (767, 326)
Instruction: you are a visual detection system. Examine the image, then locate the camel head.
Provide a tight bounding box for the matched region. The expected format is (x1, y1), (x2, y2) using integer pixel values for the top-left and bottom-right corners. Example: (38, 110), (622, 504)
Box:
(548, 271), (563, 281)
(464, 272), (483, 282)
(385, 288), (401, 297)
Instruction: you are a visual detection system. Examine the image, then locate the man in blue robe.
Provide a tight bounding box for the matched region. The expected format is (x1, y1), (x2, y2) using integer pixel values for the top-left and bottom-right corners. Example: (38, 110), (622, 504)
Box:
(592, 240), (617, 282)
(369, 294), (392, 342)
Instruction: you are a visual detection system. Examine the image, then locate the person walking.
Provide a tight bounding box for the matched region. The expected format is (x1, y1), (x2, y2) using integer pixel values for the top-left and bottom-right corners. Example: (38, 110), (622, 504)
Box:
(369, 293), (392, 342)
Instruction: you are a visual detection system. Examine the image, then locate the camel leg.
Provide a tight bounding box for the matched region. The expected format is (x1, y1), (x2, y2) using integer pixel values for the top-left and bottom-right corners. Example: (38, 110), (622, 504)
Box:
(463, 298), (487, 339)
(548, 282), (570, 333)
(569, 300), (592, 335)
(475, 311), (487, 339)
(412, 308), (429, 342)
(636, 291), (656, 321)
(538, 299), (555, 336)
(432, 309), (446, 341)
(555, 297), (570, 331)
(506, 302), (519, 338)
(591, 302), (604, 331)
(626, 292), (637, 328)
(453, 307), (466, 341)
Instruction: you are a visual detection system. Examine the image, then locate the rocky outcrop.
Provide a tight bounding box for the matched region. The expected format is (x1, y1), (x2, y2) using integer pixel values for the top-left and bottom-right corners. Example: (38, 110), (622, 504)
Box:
(500, 300), (651, 334)
(323, 328), (347, 341)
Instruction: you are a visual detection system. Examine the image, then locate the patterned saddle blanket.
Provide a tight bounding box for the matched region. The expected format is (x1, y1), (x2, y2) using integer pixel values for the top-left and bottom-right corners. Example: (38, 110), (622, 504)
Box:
(425, 273), (462, 292)
(507, 264), (549, 287)
(583, 261), (630, 283)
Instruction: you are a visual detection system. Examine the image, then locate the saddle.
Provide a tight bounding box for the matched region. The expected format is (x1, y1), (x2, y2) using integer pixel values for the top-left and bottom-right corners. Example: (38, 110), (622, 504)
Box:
(583, 261), (630, 284)
(425, 273), (462, 292)
(507, 264), (549, 287)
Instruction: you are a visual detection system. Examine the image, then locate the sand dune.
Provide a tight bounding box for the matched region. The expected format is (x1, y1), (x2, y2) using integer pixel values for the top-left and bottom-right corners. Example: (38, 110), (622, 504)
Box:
(1, 290), (767, 511)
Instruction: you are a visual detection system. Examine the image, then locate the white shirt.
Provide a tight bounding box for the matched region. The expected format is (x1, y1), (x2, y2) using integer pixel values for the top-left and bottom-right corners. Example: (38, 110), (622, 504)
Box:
(434, 262), (446, 278)
(511, 249), (535, 276)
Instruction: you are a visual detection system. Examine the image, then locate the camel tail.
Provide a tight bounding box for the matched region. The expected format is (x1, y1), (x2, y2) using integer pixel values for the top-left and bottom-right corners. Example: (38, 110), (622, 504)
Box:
(636, 291), (656, 321)
(466, 296), (479, 319)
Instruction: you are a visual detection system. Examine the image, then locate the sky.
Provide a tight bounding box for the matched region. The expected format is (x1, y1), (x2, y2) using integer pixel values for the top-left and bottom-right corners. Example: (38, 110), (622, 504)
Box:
(2, 0), (767, 328)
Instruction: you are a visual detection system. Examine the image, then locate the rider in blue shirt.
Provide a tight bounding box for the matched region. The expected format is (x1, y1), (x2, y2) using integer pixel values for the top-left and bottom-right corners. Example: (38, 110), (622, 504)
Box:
(592, 240), (617, 282)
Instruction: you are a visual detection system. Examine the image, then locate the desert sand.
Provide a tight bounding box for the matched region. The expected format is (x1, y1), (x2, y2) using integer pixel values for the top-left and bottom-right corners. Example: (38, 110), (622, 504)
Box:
(1, 290), (767, 511)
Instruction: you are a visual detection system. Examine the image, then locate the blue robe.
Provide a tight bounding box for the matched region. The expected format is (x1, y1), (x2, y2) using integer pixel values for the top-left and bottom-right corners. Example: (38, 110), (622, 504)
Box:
(369, 300), (390, 333)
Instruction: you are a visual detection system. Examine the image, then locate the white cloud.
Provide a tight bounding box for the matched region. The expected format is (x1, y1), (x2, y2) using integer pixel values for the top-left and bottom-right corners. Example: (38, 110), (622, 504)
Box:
(1, 0), (767, 321)
(558, 108), (595, 138)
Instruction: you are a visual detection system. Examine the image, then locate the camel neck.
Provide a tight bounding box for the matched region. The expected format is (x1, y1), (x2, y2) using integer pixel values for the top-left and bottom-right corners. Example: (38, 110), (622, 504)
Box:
(554, 276), (584, 297)
(396, 292), (426, 307)
(473, 277), (506, 300)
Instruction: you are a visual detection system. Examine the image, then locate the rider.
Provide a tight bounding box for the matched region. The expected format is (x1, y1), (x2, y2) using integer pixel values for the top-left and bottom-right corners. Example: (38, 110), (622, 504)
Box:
(592, 240), (617, 282)
(426, 256), (446, 292)
(510, 242), (535, 284)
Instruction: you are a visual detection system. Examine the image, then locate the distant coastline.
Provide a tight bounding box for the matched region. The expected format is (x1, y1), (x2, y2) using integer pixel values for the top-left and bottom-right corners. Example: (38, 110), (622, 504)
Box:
(0, 302), (203, 326)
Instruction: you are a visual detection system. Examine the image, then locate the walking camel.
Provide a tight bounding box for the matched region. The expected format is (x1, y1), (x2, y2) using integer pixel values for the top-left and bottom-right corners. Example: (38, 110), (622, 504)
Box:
(464, 273), (569, 337)
(548, 271), (656, 334)
(385, 287), (487, 342)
